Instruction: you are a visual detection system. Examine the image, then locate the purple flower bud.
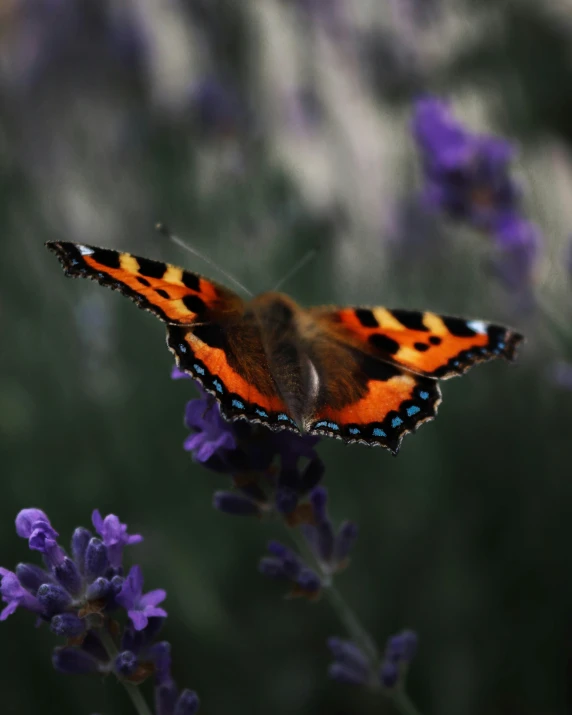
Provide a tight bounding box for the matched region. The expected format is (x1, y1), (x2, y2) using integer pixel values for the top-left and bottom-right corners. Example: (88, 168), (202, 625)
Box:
(15, 563), (48, 593)
(37, 583), (72, 616)
(84, 538), (109, 580)
(327, 637), (370, 674)
(212, 491), (260, 516)
(71, 527), (92, 569)
(52, 647), (102, 675)
(115, 650), (139, 677)
(86, 577), (112, 601)
(328, 662), (369, 685)
(296, 567), (321, 593)
(385, 630), (418, 663)
(379, 660), (399, 688)
(258, 558), (285, 578)
(274, 487), (299, 515)
(50, 613), (86, 637)
(333, 522), (358, 564)
(267, 541), (289, 559)
(310, 487), (328, 522)
(174, 690), (200, 715)
(155, 679), (178, 715)
(148, 640), (171, 685)
(54, 557), (82, 596)
(111, 575), (124, 593)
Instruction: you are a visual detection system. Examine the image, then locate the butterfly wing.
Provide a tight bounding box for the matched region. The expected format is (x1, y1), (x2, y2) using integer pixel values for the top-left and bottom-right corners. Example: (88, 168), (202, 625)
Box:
(46, 241), (243, 325)
(47, 241), (299, 430)
(309, 306), (523, 379)
(167, 323), (299, 432)
(303, 337), (441, 454)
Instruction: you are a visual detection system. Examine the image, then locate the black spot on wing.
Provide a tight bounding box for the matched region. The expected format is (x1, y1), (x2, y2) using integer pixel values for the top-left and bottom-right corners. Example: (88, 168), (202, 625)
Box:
(137, 276), (151, 287)
(390, 309), (428, 332)
(442, 316), (476, 337)
(369, 333), (400, 355)
(182, 294), (207, 314)
(91, 248), (121, 269)
(155, 288), (169, 299)
(360, 353), (402, 381)
(429, 336), (441, 345)
(414, 342), (429, 352)
(355, 309), (379, 328)
(182, 272), (201, 292)
(137, 256), (167, 279)
(193, 323), (226, 350)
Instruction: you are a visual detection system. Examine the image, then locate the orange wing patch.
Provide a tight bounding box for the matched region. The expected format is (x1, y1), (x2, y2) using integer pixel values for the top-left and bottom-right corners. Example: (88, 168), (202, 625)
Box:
(46, 242), (241, 325)
(313, 307), (523, 379)
(307, 353), (441, 454)
(167, 325), (300, 432)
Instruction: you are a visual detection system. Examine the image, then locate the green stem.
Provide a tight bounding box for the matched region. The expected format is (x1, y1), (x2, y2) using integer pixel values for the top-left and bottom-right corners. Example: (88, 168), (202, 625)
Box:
(285, 525), (423, 715)
(99, 628), (154, 715)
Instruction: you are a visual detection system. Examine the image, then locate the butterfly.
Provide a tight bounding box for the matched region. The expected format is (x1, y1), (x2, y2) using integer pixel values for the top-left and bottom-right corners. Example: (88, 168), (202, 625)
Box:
(46, 241), (524, 454)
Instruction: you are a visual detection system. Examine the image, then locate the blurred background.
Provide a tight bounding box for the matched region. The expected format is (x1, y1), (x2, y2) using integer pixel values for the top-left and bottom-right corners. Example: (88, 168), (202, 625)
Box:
(1, 0), (572, 713)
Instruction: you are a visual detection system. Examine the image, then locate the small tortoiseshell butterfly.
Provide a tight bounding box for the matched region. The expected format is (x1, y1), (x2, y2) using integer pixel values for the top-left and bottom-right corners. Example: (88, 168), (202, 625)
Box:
(47, 241), (523, 454)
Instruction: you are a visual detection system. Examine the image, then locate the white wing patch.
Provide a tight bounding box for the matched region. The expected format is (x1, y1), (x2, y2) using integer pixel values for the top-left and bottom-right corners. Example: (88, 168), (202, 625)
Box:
(467, 320), (487, 335)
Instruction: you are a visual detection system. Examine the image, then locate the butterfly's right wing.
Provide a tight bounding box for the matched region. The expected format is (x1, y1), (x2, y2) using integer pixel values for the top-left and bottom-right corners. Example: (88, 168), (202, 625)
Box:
(46, 241), (243, 326)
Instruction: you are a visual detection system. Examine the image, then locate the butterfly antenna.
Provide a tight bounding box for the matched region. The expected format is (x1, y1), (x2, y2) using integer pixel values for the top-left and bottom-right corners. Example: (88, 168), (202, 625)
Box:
(271, 246), (319, 292)
(155, 223), (254, 297)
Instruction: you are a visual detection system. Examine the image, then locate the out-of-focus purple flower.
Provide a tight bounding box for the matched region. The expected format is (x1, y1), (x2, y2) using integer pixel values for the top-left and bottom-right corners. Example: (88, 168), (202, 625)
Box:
(379, 629), (418, 690)
(301, 487), (358, 574)
(259, 541), (321, 599)
(92, 510), (143, 568)
(327, 637), (374, 686)
(116, 565), (167, 631)
(327, 630), (418, 690)
(412, 96), (520, 230)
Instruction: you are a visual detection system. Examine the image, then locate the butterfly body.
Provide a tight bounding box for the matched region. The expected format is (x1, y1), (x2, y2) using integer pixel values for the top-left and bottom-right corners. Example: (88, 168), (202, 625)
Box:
(47, 241), (523, 454)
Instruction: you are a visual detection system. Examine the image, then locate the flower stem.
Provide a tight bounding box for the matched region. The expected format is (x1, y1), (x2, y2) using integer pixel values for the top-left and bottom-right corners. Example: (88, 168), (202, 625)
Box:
(285, 526), (423, 715)
(99, 628), (153, 715)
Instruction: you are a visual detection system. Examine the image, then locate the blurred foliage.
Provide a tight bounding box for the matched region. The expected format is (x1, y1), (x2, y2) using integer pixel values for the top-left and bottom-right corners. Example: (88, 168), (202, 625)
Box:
(1, 1), (572, 714)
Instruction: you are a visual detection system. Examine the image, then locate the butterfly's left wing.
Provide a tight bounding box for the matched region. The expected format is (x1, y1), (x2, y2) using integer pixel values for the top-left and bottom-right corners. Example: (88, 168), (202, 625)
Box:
(303, 336), (441, 454)
(309, 306), (523, 379)
(303, 306), (523, 454)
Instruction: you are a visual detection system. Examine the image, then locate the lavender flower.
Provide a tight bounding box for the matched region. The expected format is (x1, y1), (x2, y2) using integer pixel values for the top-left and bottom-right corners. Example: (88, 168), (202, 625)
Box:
(412, 95), (542, 296)
(176, 376), (324, 517)
(327, 630), (418, 691)
(1, 507), (199, 714)
(301, 487), (358, 575)
(259, 541), (322, 599)
(412, 96), (520, 231)
(116, 565), (167, 631)
(327, 637), (374, 686)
